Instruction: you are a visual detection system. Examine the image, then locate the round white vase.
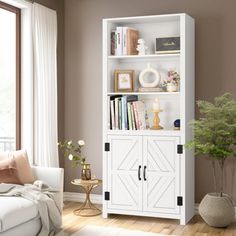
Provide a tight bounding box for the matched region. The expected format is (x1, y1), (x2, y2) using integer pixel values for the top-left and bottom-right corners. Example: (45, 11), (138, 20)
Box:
(199, 193), (235, 227)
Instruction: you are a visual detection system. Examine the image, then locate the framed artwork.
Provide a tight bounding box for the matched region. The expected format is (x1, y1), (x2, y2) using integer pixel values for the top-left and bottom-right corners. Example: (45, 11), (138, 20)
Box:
(114, 70), (135, 92)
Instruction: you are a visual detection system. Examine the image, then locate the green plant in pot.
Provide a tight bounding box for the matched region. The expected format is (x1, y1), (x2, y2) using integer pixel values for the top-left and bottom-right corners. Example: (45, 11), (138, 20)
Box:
(185, 93), (236, 227)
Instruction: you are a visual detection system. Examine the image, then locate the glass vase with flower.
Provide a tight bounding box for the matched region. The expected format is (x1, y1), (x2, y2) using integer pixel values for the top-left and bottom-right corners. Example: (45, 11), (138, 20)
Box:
(58, 139), (91, 180)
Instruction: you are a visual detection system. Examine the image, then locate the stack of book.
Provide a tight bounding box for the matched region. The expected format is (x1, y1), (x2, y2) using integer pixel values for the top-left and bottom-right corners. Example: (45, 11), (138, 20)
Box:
(111, 27), (139, 56)
(108, 95), (147, 130)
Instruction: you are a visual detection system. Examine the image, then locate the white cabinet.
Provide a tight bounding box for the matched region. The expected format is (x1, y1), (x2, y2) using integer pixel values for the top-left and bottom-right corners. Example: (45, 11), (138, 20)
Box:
(143, 136), (180, 214)
(106, 135), (180, 215)
(102, 13), (195, 225)
(107, 135), (142, 211)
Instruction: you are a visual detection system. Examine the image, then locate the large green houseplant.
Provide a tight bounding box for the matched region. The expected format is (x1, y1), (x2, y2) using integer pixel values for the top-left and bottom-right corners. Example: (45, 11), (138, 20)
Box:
(186, 93), (236, 227)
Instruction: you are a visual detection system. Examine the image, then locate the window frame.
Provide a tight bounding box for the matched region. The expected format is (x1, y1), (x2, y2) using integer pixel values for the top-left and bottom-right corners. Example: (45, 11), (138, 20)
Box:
(0, 1), (21, 150)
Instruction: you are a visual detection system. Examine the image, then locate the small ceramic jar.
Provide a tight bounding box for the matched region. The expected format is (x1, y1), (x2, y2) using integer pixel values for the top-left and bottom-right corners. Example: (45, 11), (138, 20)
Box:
(166, 83), (178, 92)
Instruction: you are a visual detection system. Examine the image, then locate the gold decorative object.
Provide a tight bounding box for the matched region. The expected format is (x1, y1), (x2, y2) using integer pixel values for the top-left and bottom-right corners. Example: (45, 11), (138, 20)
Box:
(71, 179), (102, 217)
(151, 98), (163, 130)
(81, 163), (91, 180)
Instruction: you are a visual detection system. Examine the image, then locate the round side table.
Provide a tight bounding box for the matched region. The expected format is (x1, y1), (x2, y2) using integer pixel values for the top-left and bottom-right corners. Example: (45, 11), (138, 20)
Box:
(71, 179), (102, 217)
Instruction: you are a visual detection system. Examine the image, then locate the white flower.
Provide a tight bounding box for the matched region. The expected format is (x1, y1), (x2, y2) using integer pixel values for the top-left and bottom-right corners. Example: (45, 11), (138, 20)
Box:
(68, 154), (73, 161)
(67, 140), (72, 146)
(57, 142), (60, 146)
(78, 140), (85, 146)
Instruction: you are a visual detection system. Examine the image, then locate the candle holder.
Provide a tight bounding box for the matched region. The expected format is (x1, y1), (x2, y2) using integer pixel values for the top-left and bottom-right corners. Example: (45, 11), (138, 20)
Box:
(151, 109), (163, 130)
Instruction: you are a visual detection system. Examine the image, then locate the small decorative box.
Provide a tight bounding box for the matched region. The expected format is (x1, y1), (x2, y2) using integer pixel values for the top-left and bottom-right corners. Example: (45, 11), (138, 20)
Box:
(155, 37), (180, 54)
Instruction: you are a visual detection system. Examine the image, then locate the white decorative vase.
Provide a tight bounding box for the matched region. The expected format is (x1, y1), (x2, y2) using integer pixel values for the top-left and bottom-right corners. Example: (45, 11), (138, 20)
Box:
(166, 83), (178, 92)
(199, 193), (235, 227)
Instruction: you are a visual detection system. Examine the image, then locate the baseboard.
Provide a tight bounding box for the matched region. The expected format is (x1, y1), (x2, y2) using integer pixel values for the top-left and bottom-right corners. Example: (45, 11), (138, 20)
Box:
(64, 192), (236, 217)
(64, 192), (102, 204)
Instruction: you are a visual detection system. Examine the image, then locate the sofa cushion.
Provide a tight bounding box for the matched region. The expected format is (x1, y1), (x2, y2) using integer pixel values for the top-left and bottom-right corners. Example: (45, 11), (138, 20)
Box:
(12, 150), (35, 184)
(0, 150), (35, 184)
(0, 196), (39, 233)
(0, 158), (22, 185)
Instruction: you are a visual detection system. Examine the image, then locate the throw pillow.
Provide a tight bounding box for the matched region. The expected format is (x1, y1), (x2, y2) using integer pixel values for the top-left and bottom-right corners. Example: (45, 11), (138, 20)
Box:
(12, 150), (35, 184)
(0, 158), (22, 184)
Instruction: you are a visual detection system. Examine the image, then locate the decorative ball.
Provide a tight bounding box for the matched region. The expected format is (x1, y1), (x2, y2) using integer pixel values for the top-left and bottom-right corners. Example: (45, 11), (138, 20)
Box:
(174, 119), (180, 129)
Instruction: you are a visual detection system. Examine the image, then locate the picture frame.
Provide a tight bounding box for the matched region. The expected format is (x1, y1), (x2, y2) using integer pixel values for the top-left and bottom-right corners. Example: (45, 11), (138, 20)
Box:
(114, 70), (135, 92)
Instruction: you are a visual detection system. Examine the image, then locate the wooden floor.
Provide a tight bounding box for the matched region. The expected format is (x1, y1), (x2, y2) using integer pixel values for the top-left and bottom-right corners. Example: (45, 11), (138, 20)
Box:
(63, 201), (236, 236)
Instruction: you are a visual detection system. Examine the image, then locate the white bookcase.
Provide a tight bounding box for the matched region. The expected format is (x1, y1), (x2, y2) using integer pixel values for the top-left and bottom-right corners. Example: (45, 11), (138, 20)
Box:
(102, 13), (195, 225)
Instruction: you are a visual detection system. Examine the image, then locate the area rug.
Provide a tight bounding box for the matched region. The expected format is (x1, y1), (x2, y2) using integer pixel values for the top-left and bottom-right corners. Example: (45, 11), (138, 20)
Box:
(71, 225), (176, 236)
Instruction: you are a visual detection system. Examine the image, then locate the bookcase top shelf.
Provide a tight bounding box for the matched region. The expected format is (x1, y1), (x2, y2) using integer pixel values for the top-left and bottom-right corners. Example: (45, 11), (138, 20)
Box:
(108, 53), (180, 60)
(107, 92), (180, 96)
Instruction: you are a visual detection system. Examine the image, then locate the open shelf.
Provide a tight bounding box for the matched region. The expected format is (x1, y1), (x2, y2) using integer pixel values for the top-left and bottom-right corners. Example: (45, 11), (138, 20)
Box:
(107, 92), (180, 96)
(108, 53), (180, 60)
(107, 129), (182, 136)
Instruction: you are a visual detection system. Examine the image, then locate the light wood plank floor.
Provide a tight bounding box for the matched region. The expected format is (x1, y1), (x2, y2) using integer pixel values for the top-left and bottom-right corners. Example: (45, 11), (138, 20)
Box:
(63, 201), (236, 236)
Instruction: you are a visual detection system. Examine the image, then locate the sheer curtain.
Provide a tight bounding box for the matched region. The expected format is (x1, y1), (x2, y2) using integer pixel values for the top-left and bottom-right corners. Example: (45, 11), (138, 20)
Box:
(32, 3), (59, 167)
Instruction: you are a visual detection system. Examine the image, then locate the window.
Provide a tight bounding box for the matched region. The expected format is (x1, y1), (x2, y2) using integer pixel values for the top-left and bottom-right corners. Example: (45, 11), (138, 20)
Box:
(0, 1), (20, 151)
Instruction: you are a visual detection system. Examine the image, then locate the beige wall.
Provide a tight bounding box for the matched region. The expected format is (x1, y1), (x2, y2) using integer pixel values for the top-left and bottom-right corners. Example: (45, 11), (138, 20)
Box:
(64, 0), (236, 203)
(35, 0), (65, 167)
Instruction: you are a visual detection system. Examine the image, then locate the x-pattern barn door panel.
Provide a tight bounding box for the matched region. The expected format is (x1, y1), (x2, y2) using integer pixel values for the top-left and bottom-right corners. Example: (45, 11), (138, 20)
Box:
(143, 136), (180, 214)
(107, 135), (142, 211)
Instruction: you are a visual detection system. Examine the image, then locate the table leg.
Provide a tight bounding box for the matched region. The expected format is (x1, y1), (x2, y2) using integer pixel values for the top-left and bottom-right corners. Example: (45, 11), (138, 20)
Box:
(73, 185), (101, 217)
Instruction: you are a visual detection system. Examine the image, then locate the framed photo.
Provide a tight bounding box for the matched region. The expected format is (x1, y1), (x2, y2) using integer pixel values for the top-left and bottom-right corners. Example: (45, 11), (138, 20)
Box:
(114, 70), (135, 92)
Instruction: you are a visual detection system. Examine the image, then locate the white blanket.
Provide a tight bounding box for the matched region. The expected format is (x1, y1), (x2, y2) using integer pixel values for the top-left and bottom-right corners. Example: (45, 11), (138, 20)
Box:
(0, 181), (63, 236)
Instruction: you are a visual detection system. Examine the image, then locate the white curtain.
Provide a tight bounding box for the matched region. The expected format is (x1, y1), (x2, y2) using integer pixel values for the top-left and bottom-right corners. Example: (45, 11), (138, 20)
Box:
(32, 3), (59, 167)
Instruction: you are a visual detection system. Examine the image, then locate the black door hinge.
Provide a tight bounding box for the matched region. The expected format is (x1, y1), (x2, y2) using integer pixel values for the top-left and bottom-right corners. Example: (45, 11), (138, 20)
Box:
(177, 196), (183, 206)
(104, 191), (110, 201)
(105, 142), (110, 152)
(177, 144), (183, 154)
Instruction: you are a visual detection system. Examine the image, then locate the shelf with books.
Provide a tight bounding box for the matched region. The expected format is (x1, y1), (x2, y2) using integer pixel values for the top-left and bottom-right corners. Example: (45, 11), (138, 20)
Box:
(107, 94), (180, 131)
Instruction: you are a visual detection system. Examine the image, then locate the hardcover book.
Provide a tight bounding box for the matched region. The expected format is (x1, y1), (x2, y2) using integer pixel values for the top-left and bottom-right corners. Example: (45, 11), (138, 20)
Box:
(111, 30), (116, 55)
(127, 28), (139, 55)
(110, 100), (115, 130)
(116, 27), (123, 56)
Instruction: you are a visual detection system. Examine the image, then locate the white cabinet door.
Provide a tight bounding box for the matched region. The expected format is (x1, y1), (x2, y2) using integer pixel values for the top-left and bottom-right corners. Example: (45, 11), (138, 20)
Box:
(107, 135), (142, 211)
(143, 136), (180, 214)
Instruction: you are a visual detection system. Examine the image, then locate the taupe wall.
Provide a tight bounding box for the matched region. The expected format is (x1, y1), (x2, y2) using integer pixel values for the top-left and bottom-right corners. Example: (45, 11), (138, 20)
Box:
(64, 0), (236, 202)
(35, 0), (65, 167)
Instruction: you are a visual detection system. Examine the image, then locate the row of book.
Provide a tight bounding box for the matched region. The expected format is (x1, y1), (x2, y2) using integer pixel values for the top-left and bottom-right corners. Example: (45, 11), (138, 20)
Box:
(108, 95), (148, 130)
(111, 27), (139, 56)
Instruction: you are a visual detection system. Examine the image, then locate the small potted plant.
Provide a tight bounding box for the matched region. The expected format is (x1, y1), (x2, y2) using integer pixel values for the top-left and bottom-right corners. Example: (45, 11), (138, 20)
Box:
(163, 70), (180, 92)
(58, 139), (91, 180)
(185, 93), (236, 227)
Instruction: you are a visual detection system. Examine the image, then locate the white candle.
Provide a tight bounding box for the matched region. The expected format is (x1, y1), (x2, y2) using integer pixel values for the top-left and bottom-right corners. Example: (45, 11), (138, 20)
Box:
(153, 98), (160, 111)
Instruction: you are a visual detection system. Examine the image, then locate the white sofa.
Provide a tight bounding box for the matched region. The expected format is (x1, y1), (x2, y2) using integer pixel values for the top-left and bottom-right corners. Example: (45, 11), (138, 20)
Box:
(0, 166), (64, 236)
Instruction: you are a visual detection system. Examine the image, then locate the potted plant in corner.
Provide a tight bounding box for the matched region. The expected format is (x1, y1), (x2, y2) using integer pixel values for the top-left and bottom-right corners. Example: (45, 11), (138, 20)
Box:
(185, 93), (236, 227)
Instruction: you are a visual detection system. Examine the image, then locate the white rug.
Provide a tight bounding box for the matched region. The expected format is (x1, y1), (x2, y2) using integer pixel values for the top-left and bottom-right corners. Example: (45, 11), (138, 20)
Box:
(71, 225), (176, 236)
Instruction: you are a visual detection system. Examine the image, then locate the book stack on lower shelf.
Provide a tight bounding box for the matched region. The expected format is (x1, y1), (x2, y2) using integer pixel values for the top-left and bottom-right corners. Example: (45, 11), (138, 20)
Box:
(108, 95), (149, 130)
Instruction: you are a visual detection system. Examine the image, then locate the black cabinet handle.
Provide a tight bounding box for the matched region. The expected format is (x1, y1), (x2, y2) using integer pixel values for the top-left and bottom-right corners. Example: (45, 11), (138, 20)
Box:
(143, 166), (147, 181)
(138, 165), (141, 181)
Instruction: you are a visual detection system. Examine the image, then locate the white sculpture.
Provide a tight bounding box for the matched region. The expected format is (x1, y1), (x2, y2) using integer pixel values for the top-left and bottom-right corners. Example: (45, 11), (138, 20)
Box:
(137, 38), (148, 55)
(139, 63), (161, 88)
